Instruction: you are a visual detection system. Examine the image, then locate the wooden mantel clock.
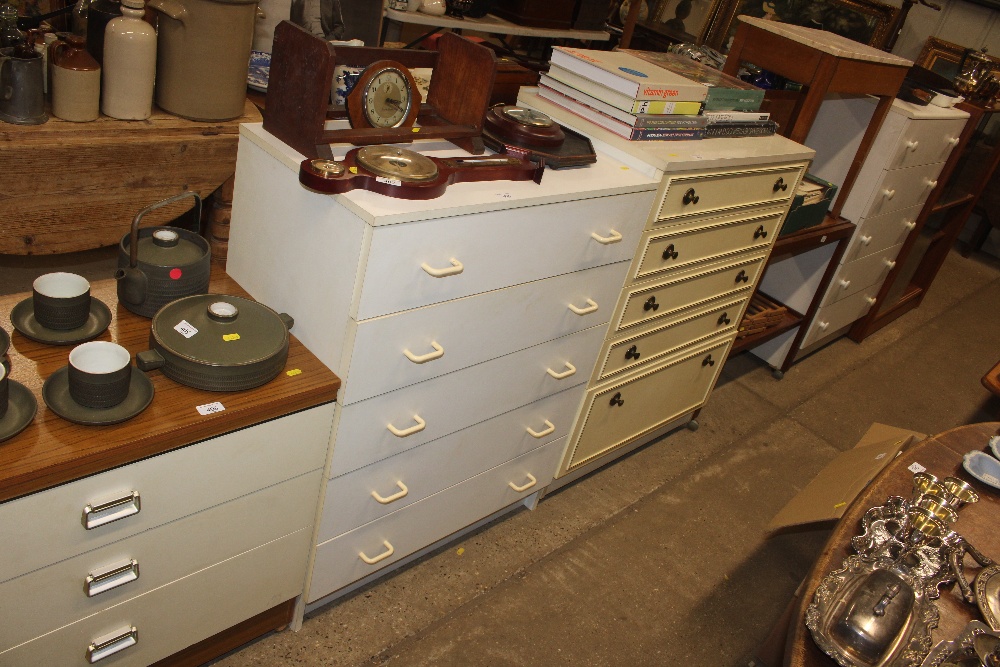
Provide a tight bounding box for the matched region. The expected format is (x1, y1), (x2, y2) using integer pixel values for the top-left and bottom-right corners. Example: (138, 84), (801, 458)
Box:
(263, 21), (497, 158)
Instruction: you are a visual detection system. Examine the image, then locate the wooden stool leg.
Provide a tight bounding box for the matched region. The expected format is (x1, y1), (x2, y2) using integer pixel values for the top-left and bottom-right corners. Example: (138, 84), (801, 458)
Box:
(207, 175), (236, 264)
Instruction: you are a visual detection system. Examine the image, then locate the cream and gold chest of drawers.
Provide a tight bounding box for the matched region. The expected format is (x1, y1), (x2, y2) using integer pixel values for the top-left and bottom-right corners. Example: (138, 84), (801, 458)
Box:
(792, 98), (969, 352)
(226, 124), (660, 606)
(518, 91), (814, 481)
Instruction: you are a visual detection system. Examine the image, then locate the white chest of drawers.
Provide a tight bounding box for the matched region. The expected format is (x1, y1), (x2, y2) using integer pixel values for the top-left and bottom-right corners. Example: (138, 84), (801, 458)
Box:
(226, 124), (660, 605)
(794, 98), (969, 351)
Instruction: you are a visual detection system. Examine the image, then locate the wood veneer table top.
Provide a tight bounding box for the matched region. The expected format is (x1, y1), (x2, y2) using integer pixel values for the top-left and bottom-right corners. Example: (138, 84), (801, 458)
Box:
(0, 267), (340, 504)
(736, 16), (911, 66)
(787, 422), (1000, 666)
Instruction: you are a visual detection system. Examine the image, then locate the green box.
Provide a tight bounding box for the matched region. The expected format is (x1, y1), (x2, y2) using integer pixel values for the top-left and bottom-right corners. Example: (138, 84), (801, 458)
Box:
(780, 174), (838, 237)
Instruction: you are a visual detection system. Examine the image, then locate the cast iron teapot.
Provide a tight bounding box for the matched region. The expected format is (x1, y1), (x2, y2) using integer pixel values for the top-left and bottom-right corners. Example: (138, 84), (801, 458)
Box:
(115, 191), (211, 318)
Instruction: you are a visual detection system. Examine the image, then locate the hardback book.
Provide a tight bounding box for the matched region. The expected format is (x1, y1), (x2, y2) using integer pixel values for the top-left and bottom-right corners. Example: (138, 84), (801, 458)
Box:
(539, 76), (707, 129)
(703, 120), (778, 138)
(545, 65), (704, 116)
(703, 110), (771, 123)
(619, 50), (765, 112)
(549, 47), (709, 102)
(536, 86), (704, 141)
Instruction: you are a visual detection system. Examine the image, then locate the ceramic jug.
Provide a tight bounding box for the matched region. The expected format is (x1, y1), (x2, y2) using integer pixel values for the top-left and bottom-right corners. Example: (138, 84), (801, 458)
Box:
(147, 0), (258, 121)
(0, 44), (47, 125)
(101, 0), (156, 120)
(49, 34), (101, 122)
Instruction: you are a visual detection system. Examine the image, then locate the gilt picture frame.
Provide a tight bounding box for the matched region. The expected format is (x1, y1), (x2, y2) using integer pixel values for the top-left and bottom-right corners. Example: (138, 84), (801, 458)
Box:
(642, 0), (726, 43)
(915, 36), (1000, 82)
(704, 0), (896, 51)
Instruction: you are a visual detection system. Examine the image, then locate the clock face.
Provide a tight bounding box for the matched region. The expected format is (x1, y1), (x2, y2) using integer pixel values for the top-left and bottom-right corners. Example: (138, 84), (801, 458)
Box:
(362, 68), (412, 128)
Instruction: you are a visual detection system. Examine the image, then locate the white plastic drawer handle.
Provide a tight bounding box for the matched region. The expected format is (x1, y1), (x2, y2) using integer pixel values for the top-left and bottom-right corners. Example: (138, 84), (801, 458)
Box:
(83, 491), (141, 530)
(860, 235), (872, 246)
(590, 229), (622, 245)
(883, 189), (896, 200)
(948, 137), (960, 146)
(86, 559), (140, 597)
(509, 473), (537, 493)
(371, 481), (409, 505)
(818, 321), (830, 331)
(568, 298), (598, 315)
(87, 627), (138, 663)
(546, 361), (576, 380)
(387, 414), (426, 437)
(403, 341), (444, 364)
(925, 179), (939, 189)
(838, 279), (851, 289)
(884, 260), (897, 270)
(865, 296), (877, 306)
(359, 540), (395, 565)
(526, 420), (555, 439)
(421, 258), (464, 278)
(906, 140), (919, 151)
(904, 220), (916, 230)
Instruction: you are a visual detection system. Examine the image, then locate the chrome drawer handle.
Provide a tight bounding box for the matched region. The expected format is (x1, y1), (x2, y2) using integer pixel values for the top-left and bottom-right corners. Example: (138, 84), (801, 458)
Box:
(735, 270), (750, 284)
(590, 229), (622, 244)
(87, 627), (138, 663)
(508, 473), (537, 493)
(386, 414), (426, 437)
(702, 354), (715, 367)
(526, 420), (555, 438)
(85, 559), (139, 597)
(661, 243), (679, 260)
(717, 312), (731, 326)
(773, 177), (788, 192)
(754, 225), (768, 240)
(682, 188), (699, 205)
(359, 540), (395, 565)
(609, 392), (624, 407)
(403, 341), (444, 364)
(546, 361), (576, 380)
(643, 295), (659, 311)
(568, 298), (598, 315)
(624, 344), (641, 360)
(371, 481), (408, 505)
(83, 491), (141, 530)
(421, 258), (463, 278)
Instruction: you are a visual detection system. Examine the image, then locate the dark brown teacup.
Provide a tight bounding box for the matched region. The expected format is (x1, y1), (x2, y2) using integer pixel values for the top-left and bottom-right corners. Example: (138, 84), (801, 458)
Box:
(68, 341), (132, 409)
(0, 361), (9, 420)
(33, 272), (92, 331)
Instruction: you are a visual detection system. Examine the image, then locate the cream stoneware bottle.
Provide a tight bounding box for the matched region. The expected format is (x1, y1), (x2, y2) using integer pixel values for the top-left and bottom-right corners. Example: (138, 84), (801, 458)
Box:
(101, 0), (156, 120)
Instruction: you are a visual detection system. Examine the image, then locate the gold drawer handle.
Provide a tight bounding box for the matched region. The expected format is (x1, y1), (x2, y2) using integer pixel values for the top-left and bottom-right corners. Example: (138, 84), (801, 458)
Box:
(83, 491), (141, 530)
(568, 298), (598, 315)
(403, 341), (444, 364)
(387, 414), (426, 437)
(359, 540), (395, 565)
(508, 473), (537, 493)
(371, 481), (409, 505)
(546, 361), (576, 380)
(85, 559), (139, 597)
(526, 420), (555, 439)
(421, 258), (463, 278)
(87, 627), (138, 663)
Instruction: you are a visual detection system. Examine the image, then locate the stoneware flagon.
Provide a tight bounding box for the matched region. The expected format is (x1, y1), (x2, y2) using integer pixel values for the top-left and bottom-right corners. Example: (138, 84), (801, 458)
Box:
(115, 191), (211, 318)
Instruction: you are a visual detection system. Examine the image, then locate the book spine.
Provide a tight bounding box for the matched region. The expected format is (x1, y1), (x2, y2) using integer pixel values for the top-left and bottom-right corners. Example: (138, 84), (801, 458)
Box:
(631, 99), (703, 115)
(703, 89), (766, 112)
(633, 115), (707, 129)
(703, 111), (771, 122)
(629, 128), (706, 141)
(704, 121), (778, 138)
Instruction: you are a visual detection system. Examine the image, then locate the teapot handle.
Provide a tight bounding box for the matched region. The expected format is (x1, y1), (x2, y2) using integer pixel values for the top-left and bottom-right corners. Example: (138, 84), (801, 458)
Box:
(127, 191), (203, 269)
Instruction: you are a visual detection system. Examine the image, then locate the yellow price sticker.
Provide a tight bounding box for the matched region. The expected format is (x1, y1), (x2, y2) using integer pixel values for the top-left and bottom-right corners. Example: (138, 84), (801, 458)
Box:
(286, 368), (302, 377)
(411, 127), (420, 133)
(349, 166), (358, 174)
(222, 333), (241, 342)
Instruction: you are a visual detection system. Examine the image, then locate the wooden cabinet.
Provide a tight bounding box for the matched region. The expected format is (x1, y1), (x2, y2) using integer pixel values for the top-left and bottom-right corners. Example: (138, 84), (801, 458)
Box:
(226, 123), (660, 606)
(0, 272), (340, 666)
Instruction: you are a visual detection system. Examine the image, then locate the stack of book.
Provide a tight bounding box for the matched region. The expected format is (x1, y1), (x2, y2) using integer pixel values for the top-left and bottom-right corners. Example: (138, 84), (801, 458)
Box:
(538, 47), (774, 141)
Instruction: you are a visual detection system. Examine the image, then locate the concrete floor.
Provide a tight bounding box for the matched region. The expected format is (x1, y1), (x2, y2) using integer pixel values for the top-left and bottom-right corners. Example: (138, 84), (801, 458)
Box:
(3, 246), (997, 666)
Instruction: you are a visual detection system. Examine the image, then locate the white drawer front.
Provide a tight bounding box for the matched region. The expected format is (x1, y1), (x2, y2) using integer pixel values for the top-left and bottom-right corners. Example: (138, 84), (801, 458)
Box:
(562, 337), (731, 475)
(0, 404), (333, 584)
(330, 325), (604, 477)
(356, 191), (654, 320)
(615, 251), (766, 331)
(821, 244), (901, 307)
(341, 261), (628, 405)
(634, 208), (783, 281)
(320, 386), (583, 540)
(842, 204), (920, 264)
(596, 295), (745, 381)
(863, 162), (944, 219)
(802, 290), (879, 349)
(0, 471), (320, 654)
(0, 528), (310, 666)
(310, 437), (564, 601)
(655, 163), (803, 222)
(888, 117), (967, 170)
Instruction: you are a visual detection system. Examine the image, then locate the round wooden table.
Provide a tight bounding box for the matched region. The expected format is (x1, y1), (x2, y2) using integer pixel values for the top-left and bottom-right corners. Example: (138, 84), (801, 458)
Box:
(786, 422), (1000, 666)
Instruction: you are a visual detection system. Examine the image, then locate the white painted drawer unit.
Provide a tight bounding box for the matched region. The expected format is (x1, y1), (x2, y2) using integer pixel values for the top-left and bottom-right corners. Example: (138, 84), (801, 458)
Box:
(557, 159), (808, 478)
(798, 98), (969, 351)
(226, 124), (660, 605)
(0, 406), (333, 666)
